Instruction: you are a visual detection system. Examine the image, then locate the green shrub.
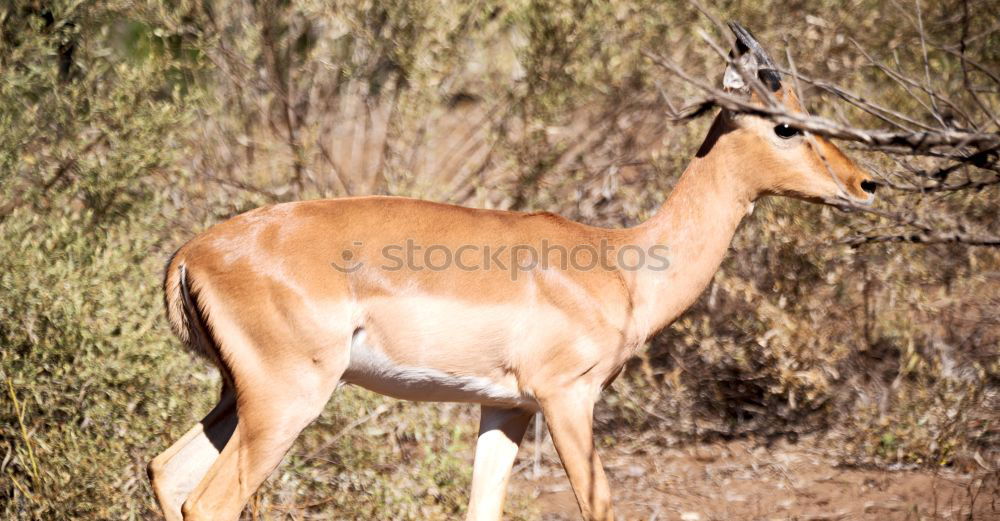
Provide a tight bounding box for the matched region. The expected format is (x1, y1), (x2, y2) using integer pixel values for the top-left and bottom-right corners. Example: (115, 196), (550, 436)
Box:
(1, 1), (997, 519)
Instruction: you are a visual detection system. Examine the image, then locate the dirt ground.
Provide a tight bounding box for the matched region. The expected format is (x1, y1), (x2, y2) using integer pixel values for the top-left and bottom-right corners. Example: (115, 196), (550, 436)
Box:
(508, 437), (999, 521)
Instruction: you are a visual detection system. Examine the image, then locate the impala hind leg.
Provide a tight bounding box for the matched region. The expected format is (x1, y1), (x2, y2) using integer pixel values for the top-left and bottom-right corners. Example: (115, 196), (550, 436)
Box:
(540, 389), (613, 521)
(466, 406), (534, 521)
(148, 386), (237, 521)
(180, 361), (346, 521)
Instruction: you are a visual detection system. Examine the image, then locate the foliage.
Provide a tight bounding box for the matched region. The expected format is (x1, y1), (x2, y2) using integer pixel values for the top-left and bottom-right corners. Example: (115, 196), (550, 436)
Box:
(1, 0), (997, 519)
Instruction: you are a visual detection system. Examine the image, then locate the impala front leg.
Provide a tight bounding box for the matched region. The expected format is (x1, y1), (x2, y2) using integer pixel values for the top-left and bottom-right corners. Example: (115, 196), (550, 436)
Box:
(466, 406), (533, 521)
(539, 387), (613, 521)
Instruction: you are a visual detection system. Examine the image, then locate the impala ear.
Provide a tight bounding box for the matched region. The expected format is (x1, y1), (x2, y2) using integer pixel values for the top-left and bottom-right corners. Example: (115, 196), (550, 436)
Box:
(722, 21), (782, 94)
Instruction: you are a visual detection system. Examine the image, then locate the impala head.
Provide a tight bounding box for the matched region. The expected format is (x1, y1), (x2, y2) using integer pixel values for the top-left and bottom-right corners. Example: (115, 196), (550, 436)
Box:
(708, 21), (876, 205)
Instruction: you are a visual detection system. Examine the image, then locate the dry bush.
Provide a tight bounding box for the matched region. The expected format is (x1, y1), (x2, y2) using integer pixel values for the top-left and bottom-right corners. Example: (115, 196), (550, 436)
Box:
(1, 0), (997, 519)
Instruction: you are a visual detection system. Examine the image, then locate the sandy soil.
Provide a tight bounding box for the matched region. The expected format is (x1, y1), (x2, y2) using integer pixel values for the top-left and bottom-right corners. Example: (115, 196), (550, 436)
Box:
(508, 438), (998, 521)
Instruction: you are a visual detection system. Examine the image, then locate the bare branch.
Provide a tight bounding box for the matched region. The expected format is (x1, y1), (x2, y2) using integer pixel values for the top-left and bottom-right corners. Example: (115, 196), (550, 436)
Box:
(643, 51), (1000, 151)
(842, 231), (1000, 247)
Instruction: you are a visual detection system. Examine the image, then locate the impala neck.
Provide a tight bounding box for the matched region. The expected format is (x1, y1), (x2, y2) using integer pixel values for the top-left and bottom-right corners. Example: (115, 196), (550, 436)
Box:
(626, 114), (756, 340)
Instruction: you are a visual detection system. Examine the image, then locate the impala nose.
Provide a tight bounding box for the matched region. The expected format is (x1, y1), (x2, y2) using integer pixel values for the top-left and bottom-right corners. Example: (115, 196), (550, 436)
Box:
(860, 179), (877, 194)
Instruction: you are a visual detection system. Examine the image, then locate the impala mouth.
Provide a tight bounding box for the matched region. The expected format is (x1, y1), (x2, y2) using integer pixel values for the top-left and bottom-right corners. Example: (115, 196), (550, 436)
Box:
(829, 178), (876, 207)
(826, 190), (875, 209)
(847, 190), (875, 206)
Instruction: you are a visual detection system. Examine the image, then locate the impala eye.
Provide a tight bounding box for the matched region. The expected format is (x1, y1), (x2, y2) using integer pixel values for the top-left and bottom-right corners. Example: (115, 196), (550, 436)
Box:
(774, 124), (801, 139)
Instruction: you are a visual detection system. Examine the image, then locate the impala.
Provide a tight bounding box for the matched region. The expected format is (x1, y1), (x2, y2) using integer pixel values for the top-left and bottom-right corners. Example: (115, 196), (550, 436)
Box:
(148, 22), (876, 521)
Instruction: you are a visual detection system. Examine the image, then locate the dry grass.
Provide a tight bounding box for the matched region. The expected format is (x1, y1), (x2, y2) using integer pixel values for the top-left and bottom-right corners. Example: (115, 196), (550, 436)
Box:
(1, 0), (997, 519)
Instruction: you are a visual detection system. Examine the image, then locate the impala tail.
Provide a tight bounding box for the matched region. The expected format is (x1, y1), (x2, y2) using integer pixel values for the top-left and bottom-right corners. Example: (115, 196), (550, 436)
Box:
(163, 247), (223, 368)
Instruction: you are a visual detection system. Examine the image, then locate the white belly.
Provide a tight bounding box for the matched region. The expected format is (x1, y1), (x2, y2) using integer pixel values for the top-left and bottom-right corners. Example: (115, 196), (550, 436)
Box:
(341, 329), (538, 410)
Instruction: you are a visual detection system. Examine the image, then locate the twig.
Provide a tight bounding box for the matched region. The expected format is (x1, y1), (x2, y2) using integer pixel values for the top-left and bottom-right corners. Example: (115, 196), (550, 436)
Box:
(841, 230), (1000, 247)
(200, 172), (283, 202)
(6, 378), (41, 486)
(302, 403), (392, 461)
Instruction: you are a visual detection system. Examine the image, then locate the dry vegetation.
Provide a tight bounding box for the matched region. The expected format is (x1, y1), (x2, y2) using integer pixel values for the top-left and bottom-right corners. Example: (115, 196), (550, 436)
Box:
(1, 0), (998, 519)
